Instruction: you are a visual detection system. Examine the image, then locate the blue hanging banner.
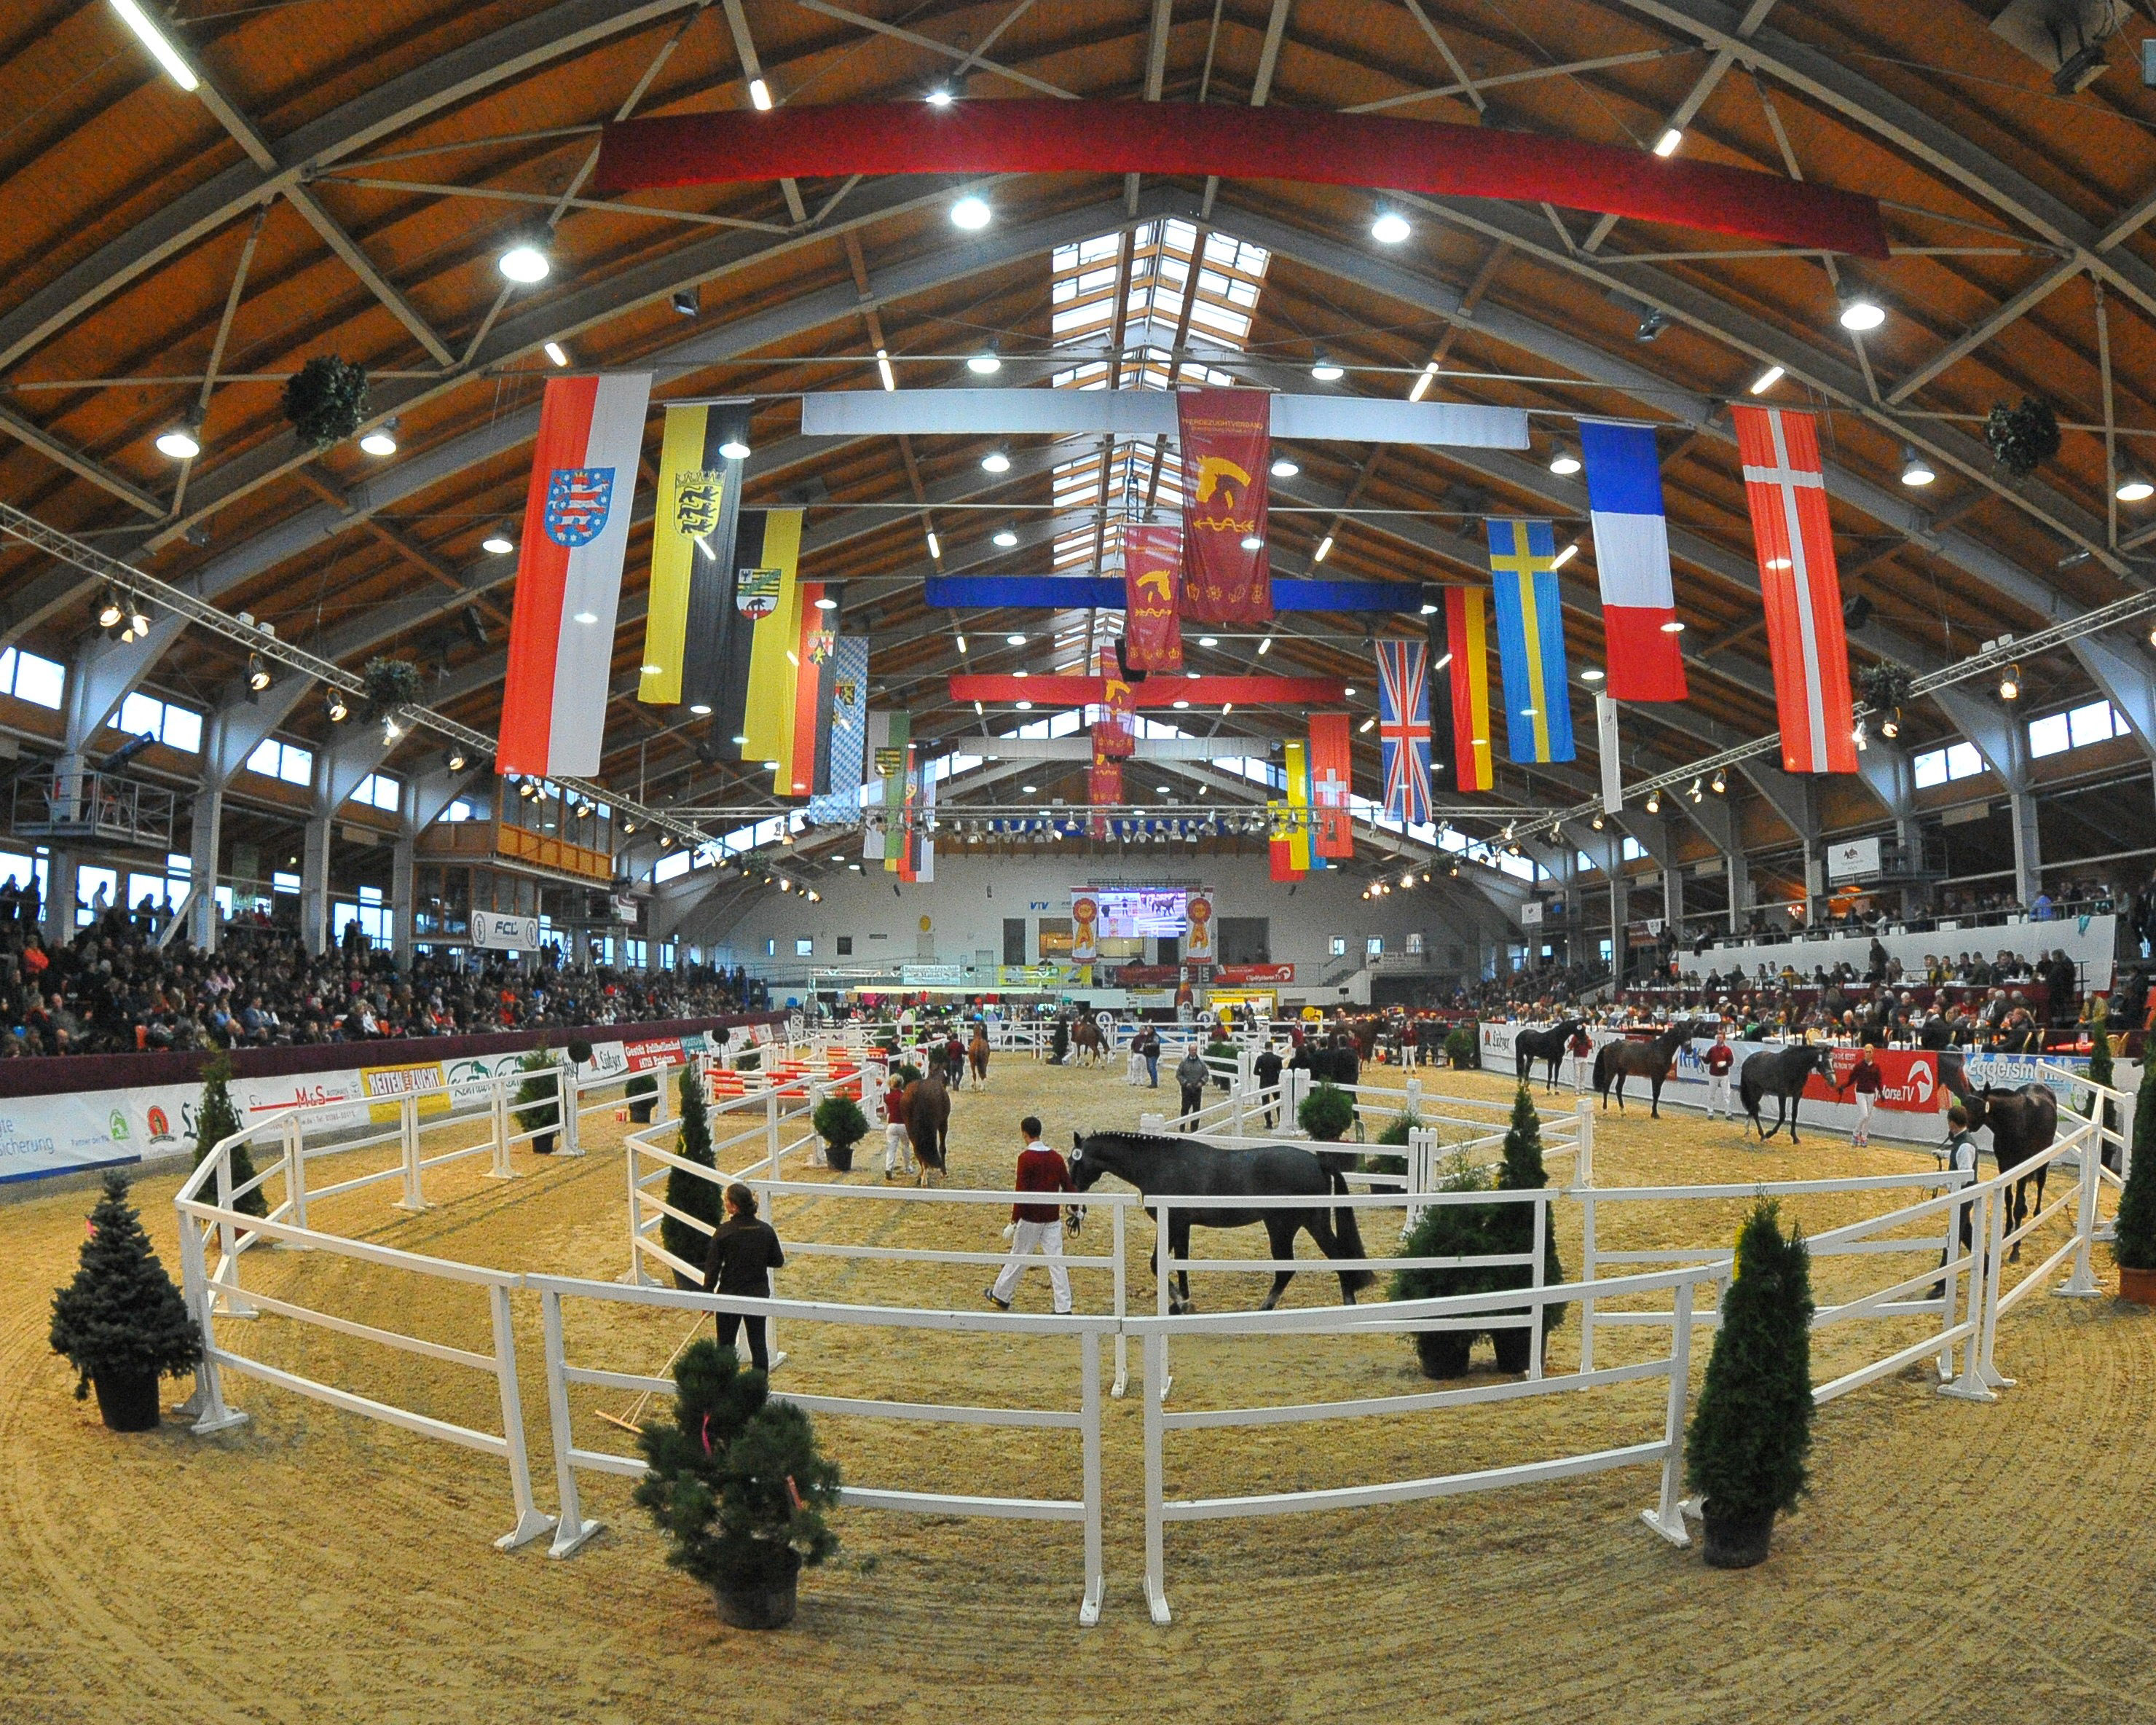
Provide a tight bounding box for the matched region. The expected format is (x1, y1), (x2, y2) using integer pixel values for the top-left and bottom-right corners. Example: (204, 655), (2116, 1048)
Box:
(923, 575), (1428, 613)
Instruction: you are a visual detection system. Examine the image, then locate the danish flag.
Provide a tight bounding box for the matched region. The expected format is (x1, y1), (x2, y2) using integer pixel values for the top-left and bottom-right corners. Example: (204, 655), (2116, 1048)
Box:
(1731, 405), (1857, 774)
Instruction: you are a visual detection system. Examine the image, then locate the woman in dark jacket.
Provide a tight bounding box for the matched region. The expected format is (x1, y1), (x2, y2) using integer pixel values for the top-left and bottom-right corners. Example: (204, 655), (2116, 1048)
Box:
(702, 1182), (786, 1373)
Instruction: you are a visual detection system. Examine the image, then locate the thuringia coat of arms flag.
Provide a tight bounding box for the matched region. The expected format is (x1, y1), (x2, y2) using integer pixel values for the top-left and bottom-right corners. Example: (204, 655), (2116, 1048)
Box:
(500, 372), (652, 778)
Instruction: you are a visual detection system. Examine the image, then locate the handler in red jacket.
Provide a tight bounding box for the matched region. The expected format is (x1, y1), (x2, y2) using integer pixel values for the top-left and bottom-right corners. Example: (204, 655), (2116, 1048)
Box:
(1704, 1027), (1735, 1119)
(984, 1115), (1075, 1313)
(1841, 1045), (1884, 1147)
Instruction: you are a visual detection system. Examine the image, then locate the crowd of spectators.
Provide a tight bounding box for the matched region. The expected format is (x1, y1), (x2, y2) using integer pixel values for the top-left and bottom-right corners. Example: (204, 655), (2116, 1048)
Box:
(0, 897), (763, 1058)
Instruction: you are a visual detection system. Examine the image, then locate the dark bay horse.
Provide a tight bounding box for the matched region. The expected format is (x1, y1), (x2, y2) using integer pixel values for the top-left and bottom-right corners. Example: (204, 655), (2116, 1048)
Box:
(1738, 1043), (1836, 1143)
(1592, 1021), (1699, 1117)
(1964, 1082), (2059, 1262)
(902, 1072), (950, 1184)
(1516, 1018), (1587, 1094)
(1069, 1016), (1106, 1066)
(1069, 1130), (1374, 1312)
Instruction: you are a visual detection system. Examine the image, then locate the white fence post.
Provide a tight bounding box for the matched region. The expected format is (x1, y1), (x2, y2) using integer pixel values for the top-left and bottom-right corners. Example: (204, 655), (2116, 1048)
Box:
(1110, 1202), (1128, 1399)
(1940, 1186), (1999, 1402)
(1143, 1329), (1171, 1624)
(281, 1114), (309, 1236)
(559, 1066), (582, 1158)
(542, 1288), (605, 1557)
(487, 1074), (517, 1180)
(489, 1282), (557, 1552)
(393, 1096), (428, 1213)
(1079, 1332), (1105, 1627)
(1577, 1099), (1598, 1372)
(1527, 1195), (1547, 1382)
(1640, 1277), (1695, 1545)
(2058, 1118), (2104, 1298)
(174, 1201), (246, 1434)
(1230, 1079), (1246, 1137)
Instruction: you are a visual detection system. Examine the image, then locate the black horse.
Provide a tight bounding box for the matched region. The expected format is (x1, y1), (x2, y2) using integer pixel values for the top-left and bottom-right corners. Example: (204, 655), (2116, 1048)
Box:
(1515, 1018), (1587, 1094)
(1069, 1130), (1374, 1312)
(1964, 1082), (2059, 1262)
(1738, 1043), (1836, 1143)
(1592, 1021), (1699, 1117)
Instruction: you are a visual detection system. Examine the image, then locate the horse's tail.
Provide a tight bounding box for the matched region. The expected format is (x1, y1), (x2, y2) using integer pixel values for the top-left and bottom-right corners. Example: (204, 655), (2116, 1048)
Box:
(1592, 1045), (1613, 1098)
(1326, 1167), (1376, 1292)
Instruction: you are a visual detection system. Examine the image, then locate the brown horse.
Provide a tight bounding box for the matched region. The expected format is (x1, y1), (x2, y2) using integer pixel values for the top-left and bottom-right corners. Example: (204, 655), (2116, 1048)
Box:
(1069, 1016), (1106, 1066)
(902, 1070), (951, 1184)
(1592, 1021), (1700, 1118)
(969, 1028), (991, 1087)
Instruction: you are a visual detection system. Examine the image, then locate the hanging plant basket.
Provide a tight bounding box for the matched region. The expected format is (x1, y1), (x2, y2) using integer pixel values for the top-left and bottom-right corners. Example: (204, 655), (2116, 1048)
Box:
(1984, 396), (2061, 479)
(1856, 659), (1915, 716)
(363, 656), (421, 715)
(283, 356), (370, 450)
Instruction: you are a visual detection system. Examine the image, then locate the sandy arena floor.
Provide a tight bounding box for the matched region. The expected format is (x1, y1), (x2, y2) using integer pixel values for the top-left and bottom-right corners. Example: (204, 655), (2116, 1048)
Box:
(4, 1053), (2153, 1725)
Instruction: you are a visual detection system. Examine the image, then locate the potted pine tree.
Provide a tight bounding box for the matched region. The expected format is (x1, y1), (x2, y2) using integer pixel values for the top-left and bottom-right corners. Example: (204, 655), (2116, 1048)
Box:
(661, 1066), (723, 1289)
(1685, 1198), (1815, 1568)
(514, 1045), (562, 1154)
(634, 1338), (841, 1630)
(2083, 997), (2116, 1166)
(190, 1051), (266, 1219)
(1488, 1085), (1567, 1374)
(1393, 1156), (1498, 1379)
(812, 1094), (869, 1175)
(1298, 1080), (1356, 1143)
(1444, 1024), (1477, 1070)
(1363, 1106), (1423, 1179)
(626, 1072), (660, 1125)
(50, 1174), (202, 1431)
(2114, 1055), (2156, 1302)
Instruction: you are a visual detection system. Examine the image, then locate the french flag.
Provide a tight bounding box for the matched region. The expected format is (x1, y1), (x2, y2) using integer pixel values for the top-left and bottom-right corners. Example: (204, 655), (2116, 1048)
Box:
(499, 373), (653, 778)
(1580, 420), (1686, 703)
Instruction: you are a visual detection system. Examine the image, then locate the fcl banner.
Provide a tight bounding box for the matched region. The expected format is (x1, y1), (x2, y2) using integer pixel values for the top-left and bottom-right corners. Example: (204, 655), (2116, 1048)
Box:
(1178, 388), (1273, 623)
(1374, 640), (1432, 824)
(499, 372), (652, 777)
(1122, 522), (1184, 670)
(1309, 712), (1354, 859)
(1487, 519), (1575, 765)
(1731, 405), (1858, 774)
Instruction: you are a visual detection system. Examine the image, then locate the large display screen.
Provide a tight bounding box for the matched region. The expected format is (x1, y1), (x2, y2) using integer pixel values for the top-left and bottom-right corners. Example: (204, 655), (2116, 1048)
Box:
(1093, 888), (1189, 938)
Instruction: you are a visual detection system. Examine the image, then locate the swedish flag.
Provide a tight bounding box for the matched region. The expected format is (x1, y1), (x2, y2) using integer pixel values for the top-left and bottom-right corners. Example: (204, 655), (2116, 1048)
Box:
(1485, 519), (1575, 765)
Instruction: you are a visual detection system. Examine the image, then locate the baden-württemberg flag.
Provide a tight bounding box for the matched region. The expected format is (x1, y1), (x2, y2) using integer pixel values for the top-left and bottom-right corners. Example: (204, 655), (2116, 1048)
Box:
(640, 402), (733, 709)
(1485, 519), (1575, 765)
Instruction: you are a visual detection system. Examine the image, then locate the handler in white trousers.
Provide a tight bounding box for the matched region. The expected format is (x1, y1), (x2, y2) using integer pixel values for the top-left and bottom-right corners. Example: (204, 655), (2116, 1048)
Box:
(1704, 1029), (1735, 1119)
(984, 1115), (1076, 1314)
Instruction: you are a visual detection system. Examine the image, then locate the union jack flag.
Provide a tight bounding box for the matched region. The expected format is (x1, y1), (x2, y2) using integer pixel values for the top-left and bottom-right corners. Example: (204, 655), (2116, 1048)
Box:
(1375, 640), (1432, 825)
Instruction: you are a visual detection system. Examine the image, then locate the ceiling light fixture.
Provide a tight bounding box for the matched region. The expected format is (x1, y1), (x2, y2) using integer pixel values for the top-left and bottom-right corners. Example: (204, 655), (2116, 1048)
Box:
(482, 528), (515, 554)
(543, 341), (569, 367)
(1552, 543), (1580, 570)
(1659, 618), (1685, 634)
(358, 418), (398, 457)
(1270, 457), (1299, 479)
(1240, 533), (1263, 551)
(747, 76), (773, 111)
(1313, 535), (1334, 563)
(1653, 127), (1683, 157)
(980, 449), (1011, 474)
(926, 86), (954, 108)
(1006, 632), (1026, 645)
(1748, 364), (1786, 396)
(95, 589), (124, 632)
(111, 0), (200, 90)
(1197, 635), (1218, 648)
(876, 348), (897, 391)
(1256, 635), (1272, 656)
(717, 432), (752, 462)
(1371, 208), (1412, 244)
(967, 347), (1002, 374)
(326, 689), (349, 724)
(992, 528), (1018, 548)
(1310, 355), (1345, 382)
(154, 410), (202, 460)
(2117, 466), (2155, 503)
(1999, 665), (2021, 702)
(497, 241), (551, 284)
(1645, 789), (1661, 814)
(1548, 444), (1581, 476)
(951, 195), (992, 230)
(688, 702), (712, 715)
(1015, 699), (1033, 710)
(1838, 295), (1886, 332)
(925, 529), (942, 559)
(1409, 360), (1440, 402)
(1900, 447), (1937, 487)
(1580, 667), (1604, 682)
(814, 595), (838, 610)
(1712, 769), (1726, 794)
(246, 653), (271, 693)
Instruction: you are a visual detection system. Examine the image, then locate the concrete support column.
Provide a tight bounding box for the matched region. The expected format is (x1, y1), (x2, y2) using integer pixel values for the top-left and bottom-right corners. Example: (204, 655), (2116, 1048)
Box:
(390, 830), (416, 964)
(2007, 788), (2042, 910)
(44, 847), (77, 943)
(189, 782), (225, 953)
(302, 814), (331, 956)
(1725, 848), (1750, 935)
(1662, 865), (1683, 930)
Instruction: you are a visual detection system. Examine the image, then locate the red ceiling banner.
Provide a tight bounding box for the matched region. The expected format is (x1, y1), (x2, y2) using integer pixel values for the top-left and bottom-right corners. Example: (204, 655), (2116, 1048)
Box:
(593, 103), (1889, 259)
(951, 674), (1345, 706)
(1092, 652), (1137, 758)
(1122, 522), (1185, 671)
(1309, 712), (1356, 860)
(1179, 388), (1272, 624)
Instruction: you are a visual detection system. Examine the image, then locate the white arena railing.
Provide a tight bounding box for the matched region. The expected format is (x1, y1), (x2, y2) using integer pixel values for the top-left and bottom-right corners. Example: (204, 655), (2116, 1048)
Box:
(1129, 1262), (1721, 1626)
(158, 1023), (2124, 1624)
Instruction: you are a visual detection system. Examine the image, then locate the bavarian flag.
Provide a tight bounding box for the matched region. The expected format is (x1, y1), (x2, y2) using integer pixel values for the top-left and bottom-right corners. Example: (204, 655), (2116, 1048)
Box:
(1486, 519), (1575, 765)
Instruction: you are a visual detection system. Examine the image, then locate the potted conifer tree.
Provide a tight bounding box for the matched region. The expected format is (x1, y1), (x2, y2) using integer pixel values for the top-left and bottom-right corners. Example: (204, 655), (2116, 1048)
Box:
(812, 1093), (869, 1175)
(1444, 1023), (1478, 1070)
(2113, 1054), (2156, 1302)
(514, 1045), (562, 1154)
(50, 1174), (202, 1431)
(635, 1338), (841, 1629)
(1685, 1198), (1815, 1568)
(1488, 1085), (1567, 1374)
(626, 1071), (660, 1125)
(1393, 1156), (1498, 1379)
(190, 1051), (266, 1219)
(1298, 1080), (1356, 1143)
(661, 1065), (723, 1289)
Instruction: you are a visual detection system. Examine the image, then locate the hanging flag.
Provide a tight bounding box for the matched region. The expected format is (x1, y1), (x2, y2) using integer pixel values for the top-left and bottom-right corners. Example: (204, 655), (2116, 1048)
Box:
(806, 636), (870, 822)
(1374, 640), (1432, 825)
(1597, 692), (1623, 814)
(1268, 798), (1299, 881)
(499, 372), (652, 777)
(1282, 740), (1315, 875)
(1087, 752), (1123, 838)
(1309, 712), (1354, 859)
(737, 511), (807, 770)
(782, 589), (846, 796)
(640, 401), (741, 708)
(1178, 388), (1273, 622)
(1486, 519), (1576, 766)
(1580, 420), (1686, 702)
(900, 753), (935, 882)
(1432, 587), (1493, 793)
(1731, 404), (1858, 774)
(1122, 523), (1184, 670)
(1091, 651), (1137, 758)
(867, 711), (910, 870)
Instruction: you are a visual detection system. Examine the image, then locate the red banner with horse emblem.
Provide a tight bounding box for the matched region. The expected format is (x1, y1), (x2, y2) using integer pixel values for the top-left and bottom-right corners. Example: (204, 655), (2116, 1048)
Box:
(1122, 522), (1184, 670)
(1177, 388), (1272, 624)
(1087, 753), (1122, 838)
(1092, 651), (1137, 758)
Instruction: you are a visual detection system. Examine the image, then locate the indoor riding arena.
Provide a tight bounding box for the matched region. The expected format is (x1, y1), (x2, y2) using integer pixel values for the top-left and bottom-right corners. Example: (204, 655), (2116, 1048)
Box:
(6, 5), (2156, 1723)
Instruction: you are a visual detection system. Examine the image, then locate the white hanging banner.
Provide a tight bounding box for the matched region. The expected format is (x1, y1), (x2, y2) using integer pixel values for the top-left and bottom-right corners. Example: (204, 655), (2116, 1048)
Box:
(471, 911), (541, 951)
(1597, 693), (1623, 816)
(800, 389), (1528, 449)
